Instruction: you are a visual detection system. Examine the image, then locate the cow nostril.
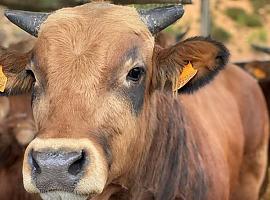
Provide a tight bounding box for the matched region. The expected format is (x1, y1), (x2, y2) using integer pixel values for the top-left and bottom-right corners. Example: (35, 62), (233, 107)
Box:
(68, 150), (86, 176)
(30, 150), (41, 174)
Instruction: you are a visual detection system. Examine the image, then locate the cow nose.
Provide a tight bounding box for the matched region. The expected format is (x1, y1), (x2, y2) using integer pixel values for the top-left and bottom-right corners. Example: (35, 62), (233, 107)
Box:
(29, 150), (87, 192)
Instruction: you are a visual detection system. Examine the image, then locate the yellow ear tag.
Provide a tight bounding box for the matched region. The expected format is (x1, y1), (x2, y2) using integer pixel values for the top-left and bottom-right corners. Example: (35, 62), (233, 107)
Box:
(173, 62), (198, 92)
(0, 65), (7, 92)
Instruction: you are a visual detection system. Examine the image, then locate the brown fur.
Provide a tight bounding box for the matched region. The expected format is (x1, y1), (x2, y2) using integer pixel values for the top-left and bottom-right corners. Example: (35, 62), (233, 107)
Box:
(0, 45), (38, 200)
(1, 3), (269, 200)
(0, 50), (33, 95)
(234, 60), (270, 199)
(0, 95), (39, 200)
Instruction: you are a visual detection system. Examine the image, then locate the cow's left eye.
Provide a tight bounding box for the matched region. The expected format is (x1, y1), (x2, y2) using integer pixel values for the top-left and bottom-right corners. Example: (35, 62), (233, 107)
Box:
(127, 67), (145, 82)
(26, 69), (36, 81)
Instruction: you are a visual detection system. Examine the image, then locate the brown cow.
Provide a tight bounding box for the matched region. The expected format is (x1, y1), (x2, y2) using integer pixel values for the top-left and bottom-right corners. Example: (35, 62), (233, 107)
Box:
(0, 44), (38, 200)
(0, 95), (39, 200)
(1, 3), (269, 200)
(234, 60), (270, 199)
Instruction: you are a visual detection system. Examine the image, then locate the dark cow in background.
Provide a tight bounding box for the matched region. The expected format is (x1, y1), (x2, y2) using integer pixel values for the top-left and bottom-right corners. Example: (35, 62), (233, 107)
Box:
(0, 94), (38, 200)
(234, 60), (270, 110)
(0, 43), (38, 199)
(0, 2), (269, 200)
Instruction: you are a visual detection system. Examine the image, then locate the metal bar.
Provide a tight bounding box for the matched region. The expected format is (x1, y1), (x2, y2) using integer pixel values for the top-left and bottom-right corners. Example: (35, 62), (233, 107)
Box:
(0, 0), (192, 11)
(252, 44), (270, 55)
(112, 0), (192, 4)
(233, 59), (270, 69)
(201, 0), (210, 36)
(0, 0), (80, 11)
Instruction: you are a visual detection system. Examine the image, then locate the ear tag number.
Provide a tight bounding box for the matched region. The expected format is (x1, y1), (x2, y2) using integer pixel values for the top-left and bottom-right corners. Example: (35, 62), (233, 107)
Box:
(173, 62), (198, 92)
(0, 65), (7, 92)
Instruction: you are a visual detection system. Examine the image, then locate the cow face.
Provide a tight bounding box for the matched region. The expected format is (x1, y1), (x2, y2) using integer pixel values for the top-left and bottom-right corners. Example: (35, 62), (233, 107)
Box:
(1, 3), (229, 200)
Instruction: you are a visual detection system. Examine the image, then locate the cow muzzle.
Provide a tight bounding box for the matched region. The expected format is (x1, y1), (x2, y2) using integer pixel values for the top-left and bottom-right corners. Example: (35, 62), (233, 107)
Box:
(29, 150), (86, 192)
(23, 138), (108, 199)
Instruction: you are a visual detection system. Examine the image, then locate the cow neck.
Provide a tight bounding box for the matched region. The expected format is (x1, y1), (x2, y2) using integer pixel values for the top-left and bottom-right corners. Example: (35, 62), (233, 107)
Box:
(126, 92), (208, 200)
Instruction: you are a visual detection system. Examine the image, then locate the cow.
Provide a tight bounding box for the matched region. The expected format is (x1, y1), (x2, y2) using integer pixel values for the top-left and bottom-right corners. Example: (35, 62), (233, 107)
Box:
(0, 44), (38, 200)
(233, 60), (270, 200)
(1, 2), (269, 200)
(0, 94), (39, 200)
(234, 60), (270, 109)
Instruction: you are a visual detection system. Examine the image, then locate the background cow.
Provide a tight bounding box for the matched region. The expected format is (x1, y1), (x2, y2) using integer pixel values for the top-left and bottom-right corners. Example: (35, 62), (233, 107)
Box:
(0, 43), (38, 200)
(0, 3), (269, 200)
(0, 94), (39, 200)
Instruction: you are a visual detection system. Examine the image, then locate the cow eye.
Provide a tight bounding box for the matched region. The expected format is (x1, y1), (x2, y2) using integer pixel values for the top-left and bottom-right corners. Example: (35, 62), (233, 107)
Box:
(127, 67), (145, 82)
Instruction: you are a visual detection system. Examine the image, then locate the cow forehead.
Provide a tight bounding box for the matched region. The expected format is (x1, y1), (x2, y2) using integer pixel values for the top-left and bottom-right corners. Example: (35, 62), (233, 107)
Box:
(33, 3), (154, 87)
(39, 3), (152, 44)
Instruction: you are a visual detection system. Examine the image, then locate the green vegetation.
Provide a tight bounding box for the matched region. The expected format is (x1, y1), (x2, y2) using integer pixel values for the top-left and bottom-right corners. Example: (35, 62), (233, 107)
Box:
(250, 0), (270, 12)
(247, 28), (268, 44)
(164, 25), (175, 33)
(211, 24), (231, 43)
(163, 25), (186, 35)
(226, 7), (246, 21)
(258, 30), (268, 42)
(225, 7), (262, 27)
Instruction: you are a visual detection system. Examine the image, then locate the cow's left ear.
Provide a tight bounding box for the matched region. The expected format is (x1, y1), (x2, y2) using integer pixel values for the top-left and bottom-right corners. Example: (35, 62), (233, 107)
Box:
(152, 36), (230, 93)
(0, 50), (34, 96)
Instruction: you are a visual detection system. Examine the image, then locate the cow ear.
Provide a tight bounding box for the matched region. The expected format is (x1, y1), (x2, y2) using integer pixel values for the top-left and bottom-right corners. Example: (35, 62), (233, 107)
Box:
(0, 50), (34, 95)
(152, 36), (230, 93)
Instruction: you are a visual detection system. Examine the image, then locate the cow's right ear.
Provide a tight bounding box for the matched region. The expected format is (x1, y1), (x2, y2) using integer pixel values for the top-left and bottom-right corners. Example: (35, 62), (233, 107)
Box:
(0, 50), (34, 95)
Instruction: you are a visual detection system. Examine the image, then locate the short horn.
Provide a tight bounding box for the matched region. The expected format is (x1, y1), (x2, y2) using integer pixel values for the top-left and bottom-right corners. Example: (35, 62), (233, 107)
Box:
(138, 4), (184, 34)
(4, 10), (49, 37)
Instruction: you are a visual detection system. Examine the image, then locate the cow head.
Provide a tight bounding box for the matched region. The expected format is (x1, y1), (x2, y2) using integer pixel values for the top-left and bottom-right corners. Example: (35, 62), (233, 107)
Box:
(1, 3), (229, 200)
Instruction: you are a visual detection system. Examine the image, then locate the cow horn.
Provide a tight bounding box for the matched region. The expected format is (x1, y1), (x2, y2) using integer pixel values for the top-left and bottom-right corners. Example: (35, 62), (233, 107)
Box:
(4, 10), (49, 37)
(138, 4), (184, 35)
